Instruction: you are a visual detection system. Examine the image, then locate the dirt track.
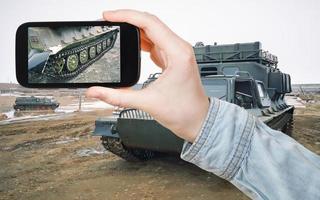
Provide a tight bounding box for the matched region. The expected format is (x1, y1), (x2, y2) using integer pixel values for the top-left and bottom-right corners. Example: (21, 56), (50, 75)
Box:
(0, 105), (319, 200)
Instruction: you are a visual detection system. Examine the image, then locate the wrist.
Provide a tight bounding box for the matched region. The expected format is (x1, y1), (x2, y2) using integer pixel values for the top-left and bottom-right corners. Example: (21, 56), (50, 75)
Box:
(184, 96), (210, 143)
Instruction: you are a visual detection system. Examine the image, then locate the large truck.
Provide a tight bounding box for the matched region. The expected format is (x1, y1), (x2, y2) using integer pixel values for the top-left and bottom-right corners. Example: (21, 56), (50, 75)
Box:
(93, 42), (294, 161)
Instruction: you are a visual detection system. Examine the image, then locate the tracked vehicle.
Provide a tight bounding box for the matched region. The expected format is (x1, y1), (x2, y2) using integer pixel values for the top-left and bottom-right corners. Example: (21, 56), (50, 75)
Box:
(93, 42), (294, 161)
(13, 96), (59, 111)
(28, 26), (119, 80)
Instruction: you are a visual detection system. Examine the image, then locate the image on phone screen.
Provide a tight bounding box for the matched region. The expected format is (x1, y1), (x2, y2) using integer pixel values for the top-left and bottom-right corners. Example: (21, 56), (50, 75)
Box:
(27, 25), (120, 83)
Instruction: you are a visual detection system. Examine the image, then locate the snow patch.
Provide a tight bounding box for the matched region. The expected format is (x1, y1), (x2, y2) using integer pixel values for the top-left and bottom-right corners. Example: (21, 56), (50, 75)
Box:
(76, 148), (107, 157)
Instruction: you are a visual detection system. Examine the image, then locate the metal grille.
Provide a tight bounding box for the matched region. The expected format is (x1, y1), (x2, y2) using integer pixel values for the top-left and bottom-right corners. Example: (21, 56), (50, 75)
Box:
(119, 109), (153, 120)
(195, 49), (277, 64)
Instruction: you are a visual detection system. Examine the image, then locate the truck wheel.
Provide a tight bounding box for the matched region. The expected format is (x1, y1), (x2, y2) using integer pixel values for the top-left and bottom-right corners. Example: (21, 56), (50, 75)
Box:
(101, 136), (155, 162)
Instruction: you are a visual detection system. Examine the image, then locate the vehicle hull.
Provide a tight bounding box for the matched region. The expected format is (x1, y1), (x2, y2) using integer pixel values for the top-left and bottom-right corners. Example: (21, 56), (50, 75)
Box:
(94, 106), (294, 154)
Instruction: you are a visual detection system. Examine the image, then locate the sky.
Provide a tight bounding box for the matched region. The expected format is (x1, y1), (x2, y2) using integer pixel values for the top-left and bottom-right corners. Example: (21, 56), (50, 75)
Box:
(0, 0), (319, 84)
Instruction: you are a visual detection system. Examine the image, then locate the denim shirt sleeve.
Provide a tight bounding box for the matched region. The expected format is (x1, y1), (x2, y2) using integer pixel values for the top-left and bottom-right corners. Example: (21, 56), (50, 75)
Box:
(181, 97), (320, 200)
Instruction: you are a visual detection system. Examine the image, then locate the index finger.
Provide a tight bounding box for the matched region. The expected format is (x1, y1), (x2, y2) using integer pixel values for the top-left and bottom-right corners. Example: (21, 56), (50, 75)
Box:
(103, 9), (186, 55)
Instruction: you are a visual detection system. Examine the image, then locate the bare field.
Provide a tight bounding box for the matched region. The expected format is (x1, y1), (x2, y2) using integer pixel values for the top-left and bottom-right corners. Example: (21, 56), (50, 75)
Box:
(0, 100), (319, 199)
(292, 104), (320, 155)
(0, 110), (248, 200)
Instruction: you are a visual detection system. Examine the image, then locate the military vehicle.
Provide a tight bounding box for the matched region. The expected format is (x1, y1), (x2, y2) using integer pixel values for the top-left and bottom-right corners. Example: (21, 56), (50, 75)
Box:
(13, 96), (59, 111)
(28, 26), (119, 80)
(93, 42), (294, 161)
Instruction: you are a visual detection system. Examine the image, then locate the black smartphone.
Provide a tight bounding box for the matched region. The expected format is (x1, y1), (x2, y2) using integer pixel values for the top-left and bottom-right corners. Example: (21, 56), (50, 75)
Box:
(16, 21), (140, 88)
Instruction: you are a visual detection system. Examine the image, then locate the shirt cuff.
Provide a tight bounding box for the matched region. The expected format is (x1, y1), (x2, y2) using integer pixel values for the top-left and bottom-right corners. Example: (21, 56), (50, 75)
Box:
(180, 97), (255, 180)
(180, 97), (220, 161)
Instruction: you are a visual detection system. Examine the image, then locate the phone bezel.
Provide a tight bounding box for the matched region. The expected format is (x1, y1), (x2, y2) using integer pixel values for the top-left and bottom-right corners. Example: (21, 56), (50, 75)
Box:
(16, 21), (140, 88)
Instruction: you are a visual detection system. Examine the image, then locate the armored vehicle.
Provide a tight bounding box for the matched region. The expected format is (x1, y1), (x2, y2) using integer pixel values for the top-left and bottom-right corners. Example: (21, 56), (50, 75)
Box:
(28, 26), (119, 80)
(93, 42), (294, 161)
(13, 96), (59, 111)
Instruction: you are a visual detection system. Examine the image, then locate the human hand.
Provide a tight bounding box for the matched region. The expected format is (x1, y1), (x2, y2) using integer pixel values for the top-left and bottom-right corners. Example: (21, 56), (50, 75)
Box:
(86, 9), (209, 143)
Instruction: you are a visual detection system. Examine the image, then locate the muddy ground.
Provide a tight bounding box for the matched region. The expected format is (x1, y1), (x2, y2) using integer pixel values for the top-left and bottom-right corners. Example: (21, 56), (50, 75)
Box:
(291, 104), (320, 155)
(0, 104), (319, 200)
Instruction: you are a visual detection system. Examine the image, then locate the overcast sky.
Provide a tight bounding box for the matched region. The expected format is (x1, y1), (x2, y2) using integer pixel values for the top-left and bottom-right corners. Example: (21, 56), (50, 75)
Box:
(1, 0), (319, 84)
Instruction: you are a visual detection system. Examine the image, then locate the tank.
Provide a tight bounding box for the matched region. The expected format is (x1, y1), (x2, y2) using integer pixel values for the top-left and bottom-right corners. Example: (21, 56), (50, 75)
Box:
(13, 96), (59, 111)
(93, 42), (295, 161)
(28, 26), (119, 80)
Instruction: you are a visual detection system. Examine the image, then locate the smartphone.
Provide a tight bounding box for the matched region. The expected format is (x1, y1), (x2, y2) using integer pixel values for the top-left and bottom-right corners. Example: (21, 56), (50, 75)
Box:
(16, 21), (140, 88)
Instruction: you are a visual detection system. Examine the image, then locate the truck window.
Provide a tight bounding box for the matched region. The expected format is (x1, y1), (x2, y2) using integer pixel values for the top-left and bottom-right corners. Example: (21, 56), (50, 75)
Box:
(257, 83), (265, 98)
(235, 80), (254, 109)
(202, 79), (227, 100)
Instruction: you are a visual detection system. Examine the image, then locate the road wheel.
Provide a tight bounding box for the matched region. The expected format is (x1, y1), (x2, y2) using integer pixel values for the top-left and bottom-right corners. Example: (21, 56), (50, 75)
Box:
(101, 136), (155, 162)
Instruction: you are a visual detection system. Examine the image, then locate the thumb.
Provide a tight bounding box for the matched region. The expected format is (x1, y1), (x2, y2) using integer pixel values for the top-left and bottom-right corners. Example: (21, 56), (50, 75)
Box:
(86, 86), (144, 109)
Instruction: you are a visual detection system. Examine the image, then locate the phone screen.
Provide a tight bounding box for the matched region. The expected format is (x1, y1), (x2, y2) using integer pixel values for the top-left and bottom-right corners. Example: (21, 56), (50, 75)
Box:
(27, 25), (120, 83)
